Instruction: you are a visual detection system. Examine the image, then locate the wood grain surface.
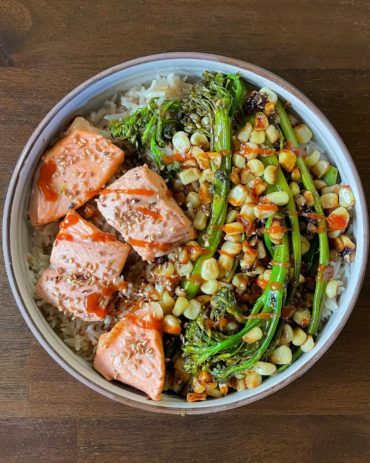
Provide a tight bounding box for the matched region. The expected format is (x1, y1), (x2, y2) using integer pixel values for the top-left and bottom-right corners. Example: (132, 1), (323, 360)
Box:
(0, 1), (369, 462)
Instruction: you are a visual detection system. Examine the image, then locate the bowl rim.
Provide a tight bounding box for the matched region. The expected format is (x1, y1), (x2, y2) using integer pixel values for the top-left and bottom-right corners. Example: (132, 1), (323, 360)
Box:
(3, 52), (369, 414)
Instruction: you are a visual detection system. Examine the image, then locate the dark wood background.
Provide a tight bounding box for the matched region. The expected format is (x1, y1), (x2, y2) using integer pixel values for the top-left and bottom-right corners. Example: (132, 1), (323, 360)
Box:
(0, 1), (369, 462)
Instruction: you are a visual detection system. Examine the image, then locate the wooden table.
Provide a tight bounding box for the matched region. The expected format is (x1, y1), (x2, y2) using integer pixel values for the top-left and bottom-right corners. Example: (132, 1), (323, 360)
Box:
(1, 1), (369, 461)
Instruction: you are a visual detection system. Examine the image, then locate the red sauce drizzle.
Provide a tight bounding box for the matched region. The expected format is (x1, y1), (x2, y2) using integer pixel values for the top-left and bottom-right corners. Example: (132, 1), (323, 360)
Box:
(56, 232), (74, 241)
(100, 281), (128, 297)
(124, 312), (162, 331)
(60, 212), (80, 229)
(100, 188), (156, 196)
(266, 225), (289, 234)
(240, 145), (276, 157)
(86, 293), (107, 318)
(87, 232), (117, 242)
(219, 249), (236, 258)
(162, 152), (194, 164)
(327, 214), (347, 231)
(128, 238), (172, 251)
(136, 207), (162, 220)
(37, 160), (58, 201)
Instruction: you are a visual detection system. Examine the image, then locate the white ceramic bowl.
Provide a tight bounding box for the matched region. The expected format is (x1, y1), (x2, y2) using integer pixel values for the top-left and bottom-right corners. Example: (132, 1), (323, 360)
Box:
(3, 53), (368, 414)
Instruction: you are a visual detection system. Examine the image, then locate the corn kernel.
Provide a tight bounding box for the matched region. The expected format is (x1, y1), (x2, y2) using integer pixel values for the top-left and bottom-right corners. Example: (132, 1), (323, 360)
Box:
(294, 124), (313, 144)
(270, 345), (292, 365)
(193, 210), (207, 231)
(327, 207), (349, 231)
(279, 149), (296, 172)
(259, 87), (278, 104)
(263, 102), (274, 117)
(172, 296), (189, 316)
(233, 153), (246, 168)
(247, 159), (265, 177)
(289, 181), (300, 197)
(265, 191), (289, 206)
(163, 314), (181, 335)
(303, 191), (314, 207)
(225, 233), (242, 243)
(245, 371), (262, 389)
(228, 184), (248, 206)
(150, 302), (164, 320)
(311, 159), (329, 178)
(175, 286), (187, 297)
(293, 308), (311, 328)
(232, 272), (249, 291)
(221, 240), (243, 256)
(184, 299), (202, 320)
(292, 327), (307, 346)
(339, 186), (355, 208)
(279, 323), (293, 345)
(179, 167), (201, 185)
(190, 131), (209, 148)
(254, 203), (277, 219)
(240, 167), (255, 185)
(254, 112), (269, 130)
(186, 241), (204, 261)
(326, 280), (341, 299)
(223, 222), (245, 235)
(192, 377), (205, 394)
(237, 122), (253, 143)
(219, 253), (234, 271)
(265, 124), (280, 144)
(304, 150), (321, 167)
(320, 193), (339, 209)
(314, 179), (327, 190)
(253, 361), (277, 376)
(226, 209), (239, 223)
(291, 167), (301, 182)
(160, 290), (176, 312)
(200, 279), (219, 295)
(172, 131), (190, 153)
(264, 165), (277, 185)
(236, 378), (247, 391)
(243, 326), (263, 343)
(240, 204), (257, 221)
(186, 191), (200, 209)
(191, 147), (209, 169)
(178, 261), (193, 276)
(249, 129), (265, 144)
(201, 258), (219, 281)
(321, 185), (340, 195)
(301, 334), (315, 353)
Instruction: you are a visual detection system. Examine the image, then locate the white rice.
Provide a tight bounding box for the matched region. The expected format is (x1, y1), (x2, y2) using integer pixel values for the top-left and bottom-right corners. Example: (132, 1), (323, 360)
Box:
(28, 73), (350, 361)
(89, 73), (191, 129)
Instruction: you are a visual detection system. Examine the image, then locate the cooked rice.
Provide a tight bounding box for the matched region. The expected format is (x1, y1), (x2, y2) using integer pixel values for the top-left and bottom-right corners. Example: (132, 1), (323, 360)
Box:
(28, 74), (191, 359)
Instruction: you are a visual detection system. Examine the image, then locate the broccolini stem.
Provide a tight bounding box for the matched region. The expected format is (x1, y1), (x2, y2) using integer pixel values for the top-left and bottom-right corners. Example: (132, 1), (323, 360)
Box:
(214, 232), (290, 379)
(261, 154), (301, 301)
(195, 235), (289, 368)
(275, 100), (329, 335)
(183, 112), (232, 298)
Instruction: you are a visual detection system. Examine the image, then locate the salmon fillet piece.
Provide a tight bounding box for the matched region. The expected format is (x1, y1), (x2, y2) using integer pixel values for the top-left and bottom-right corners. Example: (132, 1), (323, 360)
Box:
(35, 211), (130, 321)
(97, 165), (196, 261)
(93, 302), (165, 401)
(29, 117), (125, 226)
